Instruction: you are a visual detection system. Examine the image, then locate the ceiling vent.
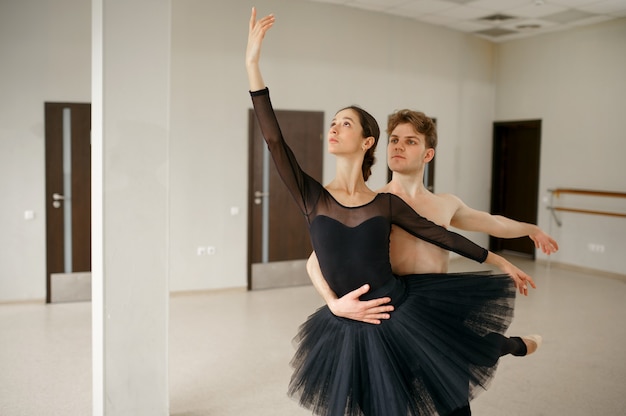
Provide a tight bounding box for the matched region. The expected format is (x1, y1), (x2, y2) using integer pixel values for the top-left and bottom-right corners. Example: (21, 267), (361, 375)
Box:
(474, 28), (518, 37)
(478, 13), (517, 23)
(516, 24), (542, 30)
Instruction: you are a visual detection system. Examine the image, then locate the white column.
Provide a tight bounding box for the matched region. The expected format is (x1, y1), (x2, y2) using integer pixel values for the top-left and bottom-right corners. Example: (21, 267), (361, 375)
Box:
(92, 0), (171, 414)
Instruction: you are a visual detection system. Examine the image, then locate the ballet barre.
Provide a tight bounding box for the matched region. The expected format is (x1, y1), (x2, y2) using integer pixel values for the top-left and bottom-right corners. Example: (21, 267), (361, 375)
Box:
(547, 188), (626, 227)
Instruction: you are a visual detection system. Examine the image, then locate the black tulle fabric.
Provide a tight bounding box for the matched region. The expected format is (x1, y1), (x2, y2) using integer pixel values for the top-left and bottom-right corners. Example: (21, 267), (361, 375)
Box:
(251, 88), (516, 416)
(290, 274), (515, 416)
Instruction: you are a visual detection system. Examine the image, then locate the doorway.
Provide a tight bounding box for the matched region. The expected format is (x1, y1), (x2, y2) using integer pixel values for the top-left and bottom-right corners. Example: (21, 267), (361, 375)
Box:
(247, 109), (324, 290)
(489, 120), (541, 258)
(44, 103), (92, 303)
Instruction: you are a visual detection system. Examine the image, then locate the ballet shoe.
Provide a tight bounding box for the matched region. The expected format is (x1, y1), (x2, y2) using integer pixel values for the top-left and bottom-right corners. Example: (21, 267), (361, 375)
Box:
(521, 334), (542, 356)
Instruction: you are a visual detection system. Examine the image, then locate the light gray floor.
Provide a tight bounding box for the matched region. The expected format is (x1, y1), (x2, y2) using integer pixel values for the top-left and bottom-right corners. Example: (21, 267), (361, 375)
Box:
(1, 256), (625, 415)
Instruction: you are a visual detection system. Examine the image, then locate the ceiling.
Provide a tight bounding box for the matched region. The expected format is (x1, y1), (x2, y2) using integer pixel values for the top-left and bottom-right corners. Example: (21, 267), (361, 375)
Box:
(305, 0), (626, 42)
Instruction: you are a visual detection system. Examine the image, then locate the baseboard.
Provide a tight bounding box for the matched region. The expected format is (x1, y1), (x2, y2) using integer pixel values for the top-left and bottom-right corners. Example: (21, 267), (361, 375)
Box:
(536, 259), (626, 282)
(50, 272), (92, 303)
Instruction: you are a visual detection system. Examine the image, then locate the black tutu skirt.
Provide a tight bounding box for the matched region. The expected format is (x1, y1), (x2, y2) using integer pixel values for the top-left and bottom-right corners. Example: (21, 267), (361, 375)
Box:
(288, 272), (516, 416)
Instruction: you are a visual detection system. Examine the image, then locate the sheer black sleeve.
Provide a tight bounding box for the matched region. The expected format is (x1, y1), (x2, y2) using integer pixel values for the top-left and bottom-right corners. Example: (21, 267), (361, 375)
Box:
(250, 88), (321, 217)
(389, 194), (488, 263)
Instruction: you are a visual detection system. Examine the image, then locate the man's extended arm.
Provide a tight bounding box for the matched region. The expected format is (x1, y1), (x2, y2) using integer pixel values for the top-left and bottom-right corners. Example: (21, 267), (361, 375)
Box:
(448, 195), (558, 255)
(306, 252), (394, 324)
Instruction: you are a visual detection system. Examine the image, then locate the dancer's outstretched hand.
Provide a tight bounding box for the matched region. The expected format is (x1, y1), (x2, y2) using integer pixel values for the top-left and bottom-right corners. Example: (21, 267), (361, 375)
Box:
(529, 228), (559, 255)
(500, 260), (536, 296)
(246, 7), (275, 91)
(246, 7), (275, 68)
(486, 251), (536, 296)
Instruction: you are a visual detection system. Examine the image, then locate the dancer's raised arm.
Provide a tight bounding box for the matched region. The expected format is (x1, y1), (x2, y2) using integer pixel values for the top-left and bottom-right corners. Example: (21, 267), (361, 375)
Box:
(246, 7), (274, 92)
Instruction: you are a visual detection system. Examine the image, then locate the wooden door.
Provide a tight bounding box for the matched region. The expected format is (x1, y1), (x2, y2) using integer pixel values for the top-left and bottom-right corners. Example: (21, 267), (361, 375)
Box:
(248, 109), (324, 290)
(490, 120), (541, 258)
(45, 103), (92, 302)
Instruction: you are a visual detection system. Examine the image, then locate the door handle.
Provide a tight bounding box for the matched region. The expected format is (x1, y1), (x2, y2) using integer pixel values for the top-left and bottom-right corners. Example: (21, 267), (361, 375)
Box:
(254, 191), (269, 205)
(52, 193), (65, 208)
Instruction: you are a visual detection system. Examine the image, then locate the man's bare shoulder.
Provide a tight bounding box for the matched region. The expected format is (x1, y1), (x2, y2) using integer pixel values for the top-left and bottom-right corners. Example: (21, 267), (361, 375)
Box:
(434, 192), (464, 206)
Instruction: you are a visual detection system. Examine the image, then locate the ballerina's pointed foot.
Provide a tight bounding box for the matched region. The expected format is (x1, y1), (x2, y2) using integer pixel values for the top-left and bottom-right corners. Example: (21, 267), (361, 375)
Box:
(522, 334), (542, 356)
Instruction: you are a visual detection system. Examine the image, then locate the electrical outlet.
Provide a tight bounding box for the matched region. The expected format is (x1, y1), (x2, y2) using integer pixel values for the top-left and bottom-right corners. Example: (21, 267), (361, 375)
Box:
(197, 246), (207, 256)
(207, 246), (216, 255)
(587, 243), (605, 253)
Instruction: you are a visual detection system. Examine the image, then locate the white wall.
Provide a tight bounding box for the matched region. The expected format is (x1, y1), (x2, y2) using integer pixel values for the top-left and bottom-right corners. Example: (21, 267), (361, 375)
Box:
(494, 19), (626, 275)
(0, 0), (91, 301)
(1, 0), (624, 302)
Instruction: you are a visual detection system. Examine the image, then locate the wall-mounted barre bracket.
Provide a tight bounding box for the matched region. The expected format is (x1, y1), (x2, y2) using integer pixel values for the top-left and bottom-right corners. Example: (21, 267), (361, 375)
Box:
(547, 206), (562, 227)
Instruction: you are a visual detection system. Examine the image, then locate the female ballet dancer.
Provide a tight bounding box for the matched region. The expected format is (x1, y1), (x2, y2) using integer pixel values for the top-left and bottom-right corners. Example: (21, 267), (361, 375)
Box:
(246, 8), (533, 416)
